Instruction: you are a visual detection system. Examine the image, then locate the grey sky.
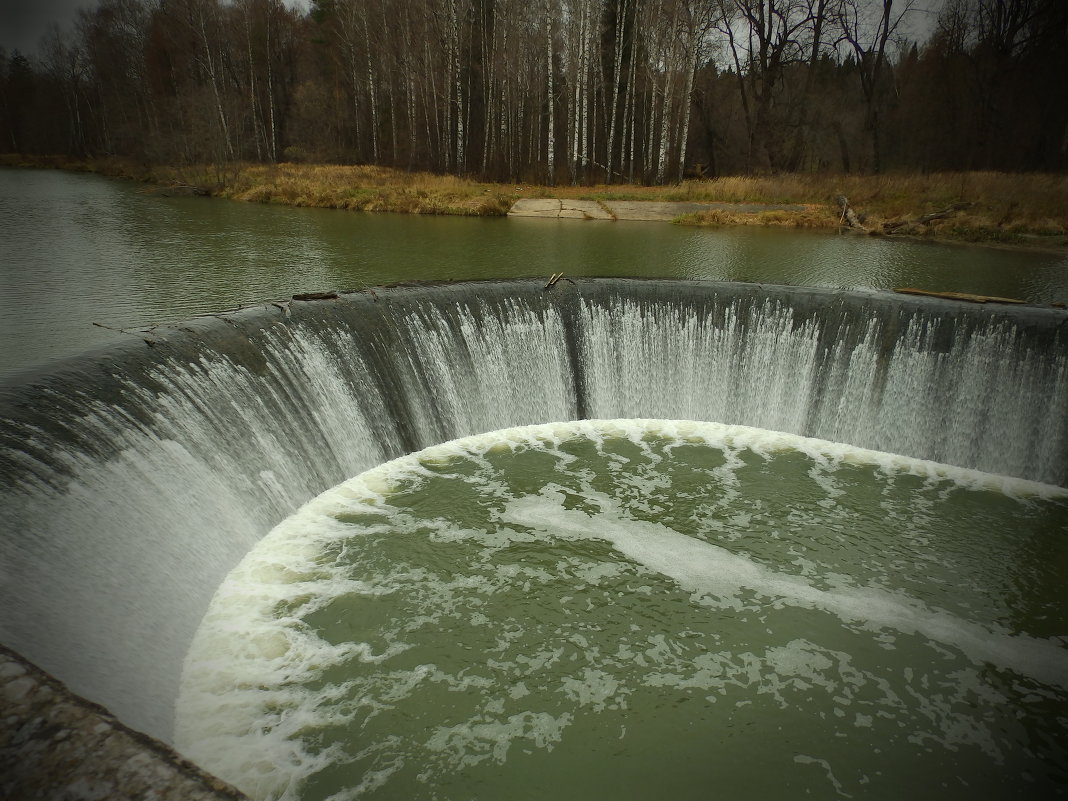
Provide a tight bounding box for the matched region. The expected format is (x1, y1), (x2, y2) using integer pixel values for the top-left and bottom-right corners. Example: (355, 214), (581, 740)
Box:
(2, 0), (938, 62)
(0, 0), (313, 58)
(1, 0), (90, 56)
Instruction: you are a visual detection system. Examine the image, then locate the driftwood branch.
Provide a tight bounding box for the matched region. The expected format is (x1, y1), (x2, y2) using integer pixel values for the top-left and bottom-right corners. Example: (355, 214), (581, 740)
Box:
(836, 195), (866, 231)
(544, 272), (564, 290)
(93, 321), (159, 345)
(292, 291), (339, 301)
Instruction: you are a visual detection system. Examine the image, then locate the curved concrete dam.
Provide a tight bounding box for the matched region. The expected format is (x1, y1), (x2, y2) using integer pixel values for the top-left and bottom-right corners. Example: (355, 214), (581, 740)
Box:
(1, 279), (1066, 796)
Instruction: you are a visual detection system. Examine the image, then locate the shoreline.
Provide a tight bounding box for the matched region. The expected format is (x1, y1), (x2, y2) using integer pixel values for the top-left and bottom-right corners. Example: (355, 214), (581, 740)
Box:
(3, 155), (1066, 253)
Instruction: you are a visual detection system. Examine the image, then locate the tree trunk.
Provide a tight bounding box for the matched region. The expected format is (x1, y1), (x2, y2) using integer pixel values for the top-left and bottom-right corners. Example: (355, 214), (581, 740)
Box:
(362, 12), (379, 162)
(197, 5), (234, 161)
(546, 3), (555, 184)
(244, 6), (263, 162)
(265, 5), (278, 162)
(604, 0), (623, 182)
(676, 39), (698, 183)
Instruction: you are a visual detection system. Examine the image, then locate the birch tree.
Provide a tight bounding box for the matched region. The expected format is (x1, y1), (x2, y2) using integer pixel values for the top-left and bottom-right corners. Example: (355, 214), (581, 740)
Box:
(674, 0), (718, 181)
(192, 0), (235, 160)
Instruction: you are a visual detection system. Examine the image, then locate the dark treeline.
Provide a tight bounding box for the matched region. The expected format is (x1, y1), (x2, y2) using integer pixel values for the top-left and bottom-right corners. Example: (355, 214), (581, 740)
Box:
(1, 0), (1065, 183)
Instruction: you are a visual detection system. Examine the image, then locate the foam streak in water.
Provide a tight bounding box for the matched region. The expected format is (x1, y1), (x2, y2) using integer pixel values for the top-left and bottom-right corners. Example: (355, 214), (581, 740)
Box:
(499, 486), (1068, 690)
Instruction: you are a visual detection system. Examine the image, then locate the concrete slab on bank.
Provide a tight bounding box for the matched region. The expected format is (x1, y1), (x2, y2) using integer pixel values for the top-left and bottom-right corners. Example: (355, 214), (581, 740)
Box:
(508, 198), (614, 219)
(509, 197), (809, 221)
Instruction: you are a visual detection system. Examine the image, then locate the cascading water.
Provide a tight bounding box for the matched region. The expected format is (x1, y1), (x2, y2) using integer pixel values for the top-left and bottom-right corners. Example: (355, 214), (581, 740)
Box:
(0, 279), (1065, 794)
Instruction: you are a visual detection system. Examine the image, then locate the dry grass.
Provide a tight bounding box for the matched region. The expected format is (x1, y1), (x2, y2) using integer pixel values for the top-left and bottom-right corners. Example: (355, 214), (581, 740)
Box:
(0, 156), (513, 217)
(675, 207), (839, 229)
(205, 163), (513, 217)
(665, 172), (1068, 247)
(528, 171), (1068, 246)
(4, 155), (1064, 247)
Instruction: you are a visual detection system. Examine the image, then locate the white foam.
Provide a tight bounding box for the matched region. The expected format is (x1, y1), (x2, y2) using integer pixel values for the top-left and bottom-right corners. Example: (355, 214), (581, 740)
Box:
(174, 419), (1067, 800)
(498, 486), (1068, 689)
(422, 710), (573, 768)
(350, 419), (1068, 501)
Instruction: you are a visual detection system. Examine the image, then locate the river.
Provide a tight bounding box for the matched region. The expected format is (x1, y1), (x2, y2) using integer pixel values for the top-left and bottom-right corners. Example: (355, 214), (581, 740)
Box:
(2, 167), (1067, 381)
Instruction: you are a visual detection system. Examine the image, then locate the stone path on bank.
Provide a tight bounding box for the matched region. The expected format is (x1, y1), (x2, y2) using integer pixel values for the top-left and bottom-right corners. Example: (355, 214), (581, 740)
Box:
(509, 197), (809, 221)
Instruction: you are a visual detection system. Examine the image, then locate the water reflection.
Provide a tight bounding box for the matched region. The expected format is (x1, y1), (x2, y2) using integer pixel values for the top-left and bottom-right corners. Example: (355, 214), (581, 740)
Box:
(2, 168), (1066, 380)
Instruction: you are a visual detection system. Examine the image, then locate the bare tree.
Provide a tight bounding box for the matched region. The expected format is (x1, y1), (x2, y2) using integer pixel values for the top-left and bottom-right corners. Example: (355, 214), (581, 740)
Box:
(717, 0), (817, 172)
(834, 0), (917, 173)
(785, 0), (832, 170)
(41, 26), (89, 156)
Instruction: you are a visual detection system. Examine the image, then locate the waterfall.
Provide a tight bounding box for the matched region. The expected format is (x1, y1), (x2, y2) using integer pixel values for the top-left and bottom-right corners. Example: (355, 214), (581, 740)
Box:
(1, 279), (1064, 744)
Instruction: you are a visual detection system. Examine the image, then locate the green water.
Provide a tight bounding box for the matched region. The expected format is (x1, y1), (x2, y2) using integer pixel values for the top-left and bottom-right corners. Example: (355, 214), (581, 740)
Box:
(176, 421), (1068, 801)
(2, 168), (1067, 380)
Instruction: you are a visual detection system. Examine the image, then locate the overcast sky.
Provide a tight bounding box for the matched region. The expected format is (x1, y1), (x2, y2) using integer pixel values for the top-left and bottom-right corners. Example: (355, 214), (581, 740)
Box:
(1, 0), (86, 56)
(0, 0), (312, 58)
(2, 0), (938, 61)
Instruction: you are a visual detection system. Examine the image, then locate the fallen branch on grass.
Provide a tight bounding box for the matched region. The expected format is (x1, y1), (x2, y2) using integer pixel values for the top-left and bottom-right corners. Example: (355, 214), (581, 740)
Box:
(883, 202), (974, 234)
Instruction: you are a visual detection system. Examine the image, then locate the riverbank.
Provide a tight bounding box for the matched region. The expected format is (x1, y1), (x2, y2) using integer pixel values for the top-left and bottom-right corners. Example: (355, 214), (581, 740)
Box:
(3, 155), (1066, 250)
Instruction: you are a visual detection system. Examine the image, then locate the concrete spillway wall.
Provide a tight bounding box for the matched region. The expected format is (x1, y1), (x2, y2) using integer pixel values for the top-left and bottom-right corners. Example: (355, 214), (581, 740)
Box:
(1, 278), (1065, 795)
(0, 644), (246, 800)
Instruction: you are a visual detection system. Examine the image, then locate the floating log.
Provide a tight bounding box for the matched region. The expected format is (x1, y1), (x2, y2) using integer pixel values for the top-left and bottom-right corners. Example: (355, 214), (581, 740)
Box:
(544, 272), (564, 290)
(292, 291), (339, 301)
(894, 287), (1025, 305)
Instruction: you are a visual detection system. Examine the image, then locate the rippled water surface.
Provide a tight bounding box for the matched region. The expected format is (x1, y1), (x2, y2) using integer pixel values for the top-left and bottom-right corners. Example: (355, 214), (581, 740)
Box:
(2, 168), (1067, 380)
(176, 421), (1068, 801)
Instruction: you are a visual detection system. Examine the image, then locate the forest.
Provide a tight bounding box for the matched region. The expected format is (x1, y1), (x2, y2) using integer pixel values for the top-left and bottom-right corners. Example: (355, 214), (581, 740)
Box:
(0, 0), (1065, 185)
